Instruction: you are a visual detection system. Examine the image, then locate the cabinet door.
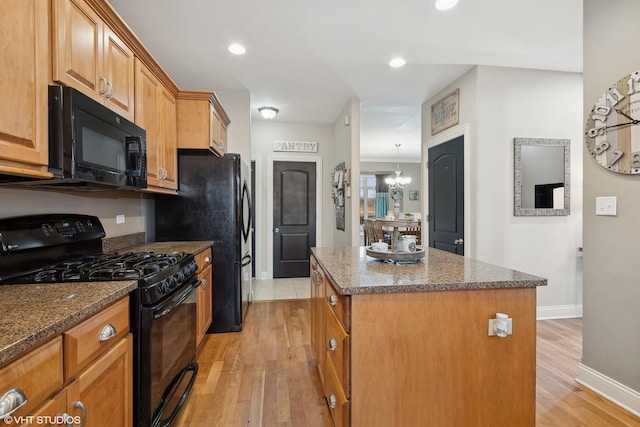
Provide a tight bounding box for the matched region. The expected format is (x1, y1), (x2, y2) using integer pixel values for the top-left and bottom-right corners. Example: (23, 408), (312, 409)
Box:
(0, 0), (49, 174)
(134, 60), (161, 188)
(197, 265), (213, 347)
(67, 335), (132, 427)
(159, 87), (178, 190)
(21, 389), (68, 427)
(52, 0), (104, 103)
(209, 103), (220, 153)
(103, 26), (135, 121)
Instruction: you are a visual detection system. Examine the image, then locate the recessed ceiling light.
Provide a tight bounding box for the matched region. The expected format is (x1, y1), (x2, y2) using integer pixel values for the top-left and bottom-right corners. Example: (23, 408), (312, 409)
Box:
(228, 43), (246, 55)
(435, 0), (458, 10)
(389, 57), (406, 68)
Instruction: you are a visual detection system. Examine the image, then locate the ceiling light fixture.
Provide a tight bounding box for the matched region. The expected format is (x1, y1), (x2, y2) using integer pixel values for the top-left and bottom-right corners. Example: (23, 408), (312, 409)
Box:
(435, 0), (458, 10)
(385, 143), (411, 190)
(389, 57), (406, 68)
(258, 106), (279, 119)
(228, 43), (246, 55)
(436, 0), (458, 10)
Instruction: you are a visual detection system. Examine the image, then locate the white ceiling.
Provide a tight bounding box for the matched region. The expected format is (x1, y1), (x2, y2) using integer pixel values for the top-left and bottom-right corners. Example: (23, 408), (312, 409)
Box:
(108, 0), (582, 162)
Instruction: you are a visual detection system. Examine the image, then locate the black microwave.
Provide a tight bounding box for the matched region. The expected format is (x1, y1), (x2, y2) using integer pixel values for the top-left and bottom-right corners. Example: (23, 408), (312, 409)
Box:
(48, 85), (147, 189)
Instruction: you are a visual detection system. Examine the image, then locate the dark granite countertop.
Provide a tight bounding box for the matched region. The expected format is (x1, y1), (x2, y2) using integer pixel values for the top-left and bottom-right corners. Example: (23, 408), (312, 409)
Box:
(0, 280), (137, 366)
(126, 241), (213, 255)
(0, 240), (212, 367)
(312, 246), (547, 295)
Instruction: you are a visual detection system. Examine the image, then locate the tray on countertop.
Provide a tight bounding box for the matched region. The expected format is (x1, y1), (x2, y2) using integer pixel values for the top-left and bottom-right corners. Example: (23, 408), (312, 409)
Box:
(365, 246), (425, 263)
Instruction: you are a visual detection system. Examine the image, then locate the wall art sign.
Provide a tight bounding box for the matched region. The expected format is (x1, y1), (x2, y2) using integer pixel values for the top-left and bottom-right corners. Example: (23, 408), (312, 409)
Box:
(273, 140), (318, 152)
(431, 89), (459, 135)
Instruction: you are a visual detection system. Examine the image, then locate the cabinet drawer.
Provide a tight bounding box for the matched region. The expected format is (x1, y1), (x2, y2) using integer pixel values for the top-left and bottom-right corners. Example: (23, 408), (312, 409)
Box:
(195, 247), (212, 273)
(64, 298), (130, 378)
(326, 280), (350, 332)
(324, 355), (350, 427)
(325, 306), (349, 397)
(0, 336), (63, 419)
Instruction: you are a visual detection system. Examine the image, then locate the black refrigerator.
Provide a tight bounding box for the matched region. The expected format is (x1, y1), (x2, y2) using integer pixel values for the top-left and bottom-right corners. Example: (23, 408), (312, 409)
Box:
(155, 151), (252, 333)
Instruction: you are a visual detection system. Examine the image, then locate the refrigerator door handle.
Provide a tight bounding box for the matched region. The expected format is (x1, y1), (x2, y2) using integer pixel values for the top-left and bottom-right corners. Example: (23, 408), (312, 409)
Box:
(241, 181), (252, 242)
(241, 254), (252, 267)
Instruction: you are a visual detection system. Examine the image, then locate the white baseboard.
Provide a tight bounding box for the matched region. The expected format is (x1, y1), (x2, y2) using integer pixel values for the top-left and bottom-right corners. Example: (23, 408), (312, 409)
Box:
(576, 363), (640, 417)
(259, 271), (269, 280)
(536, 304), (583, 320)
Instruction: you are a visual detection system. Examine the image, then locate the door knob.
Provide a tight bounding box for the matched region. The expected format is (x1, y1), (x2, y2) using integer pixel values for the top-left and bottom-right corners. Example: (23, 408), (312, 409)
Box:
(454, 238), (464, 245)
(274, 228), (280, 233)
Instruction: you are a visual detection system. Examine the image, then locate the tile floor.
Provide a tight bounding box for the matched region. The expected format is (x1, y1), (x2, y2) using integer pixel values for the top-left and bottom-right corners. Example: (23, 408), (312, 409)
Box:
(252, 277), (310, 301)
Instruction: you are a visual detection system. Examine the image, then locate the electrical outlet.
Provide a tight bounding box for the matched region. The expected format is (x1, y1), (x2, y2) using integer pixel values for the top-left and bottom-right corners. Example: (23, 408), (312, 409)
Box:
(116, 214), (125, 224)
(488, 318), (513, 336)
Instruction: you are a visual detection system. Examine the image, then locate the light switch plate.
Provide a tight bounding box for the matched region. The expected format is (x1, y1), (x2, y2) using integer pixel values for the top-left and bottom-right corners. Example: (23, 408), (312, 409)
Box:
(595, 196), (617, 216)
(116, 214), (125, 224)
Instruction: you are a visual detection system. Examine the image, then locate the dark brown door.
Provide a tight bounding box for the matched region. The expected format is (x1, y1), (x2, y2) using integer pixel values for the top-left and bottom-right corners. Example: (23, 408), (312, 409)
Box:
(428, 136), (464, 255)
(273, 161), (317, 277)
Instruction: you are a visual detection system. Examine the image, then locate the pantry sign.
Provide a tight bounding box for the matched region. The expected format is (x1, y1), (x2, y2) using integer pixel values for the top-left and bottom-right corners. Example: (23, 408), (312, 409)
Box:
(273, 140), (318, 153)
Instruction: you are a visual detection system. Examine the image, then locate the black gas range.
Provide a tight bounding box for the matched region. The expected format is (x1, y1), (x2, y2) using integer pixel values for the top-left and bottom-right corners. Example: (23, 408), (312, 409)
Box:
(0, 214), (199, 427)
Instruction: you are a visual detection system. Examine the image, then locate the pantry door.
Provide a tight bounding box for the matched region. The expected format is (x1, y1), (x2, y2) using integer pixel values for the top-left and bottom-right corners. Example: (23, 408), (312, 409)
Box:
(272, 161), (317, 277)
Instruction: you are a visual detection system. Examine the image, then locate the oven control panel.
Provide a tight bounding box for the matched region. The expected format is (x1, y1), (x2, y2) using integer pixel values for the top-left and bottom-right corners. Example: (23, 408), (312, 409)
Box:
(0, 214), (106, 254)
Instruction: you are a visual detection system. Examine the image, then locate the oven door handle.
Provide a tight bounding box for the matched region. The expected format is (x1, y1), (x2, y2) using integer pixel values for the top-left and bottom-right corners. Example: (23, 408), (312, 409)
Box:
(153, 280), (201, 320)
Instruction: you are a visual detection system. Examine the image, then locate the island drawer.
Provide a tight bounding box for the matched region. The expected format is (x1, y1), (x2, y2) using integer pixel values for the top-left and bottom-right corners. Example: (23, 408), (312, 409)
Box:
(325, 304), (350, 397)
(64, 297), (130, 378)
(324, 352), (350, 427)
(326, 280), (350, 332)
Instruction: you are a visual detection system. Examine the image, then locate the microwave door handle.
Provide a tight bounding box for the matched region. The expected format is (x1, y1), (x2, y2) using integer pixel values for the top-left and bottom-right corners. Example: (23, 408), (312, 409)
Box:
(125, 136), (142, 176)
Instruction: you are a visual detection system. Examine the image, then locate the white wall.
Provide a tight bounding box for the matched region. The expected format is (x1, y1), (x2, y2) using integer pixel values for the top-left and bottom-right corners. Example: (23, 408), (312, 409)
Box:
(250, 121), (334, 278)
(0, 187), (147, 237)
(332, 98), (361, 247)
(216, 89), (251, 163)
(423, 66), (584, 317)
(579, 0), (640, 411)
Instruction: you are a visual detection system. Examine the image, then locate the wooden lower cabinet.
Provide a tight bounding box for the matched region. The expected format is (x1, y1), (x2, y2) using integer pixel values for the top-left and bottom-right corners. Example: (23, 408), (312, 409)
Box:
(195, 247), (213, 347)
(66, 334), (132, 427)
(0, 297), (132, 427)
(311, 260), (537, 427)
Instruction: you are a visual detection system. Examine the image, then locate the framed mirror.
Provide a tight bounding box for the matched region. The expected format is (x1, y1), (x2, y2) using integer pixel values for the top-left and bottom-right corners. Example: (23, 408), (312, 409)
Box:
(514, 137), (570, 216)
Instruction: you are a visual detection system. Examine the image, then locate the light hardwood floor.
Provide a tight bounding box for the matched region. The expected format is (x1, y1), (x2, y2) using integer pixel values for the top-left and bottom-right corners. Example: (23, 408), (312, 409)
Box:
(176, 300), (640, 427)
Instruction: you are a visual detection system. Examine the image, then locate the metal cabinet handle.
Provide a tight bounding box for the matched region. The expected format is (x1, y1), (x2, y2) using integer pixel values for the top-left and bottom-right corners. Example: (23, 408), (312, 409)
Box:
(98, 76), (107, 94)
(98, 323), (117, 342)
(328, 337), (338, 351)
(201, 279), (207, 289)
(105, 81), (113, 99)
(204, 256), (211, 264)
(328, 294), (337, 306)
(0, 388), (28, 417)
(327, 393), (337, 409)
(73, 400), (87, 427)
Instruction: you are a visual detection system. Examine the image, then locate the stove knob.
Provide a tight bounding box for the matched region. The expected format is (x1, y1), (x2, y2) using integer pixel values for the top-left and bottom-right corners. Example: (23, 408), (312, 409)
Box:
(169, 276), (178, 289)
(178, 271), (185, 283)
(160, 280), (170, 294)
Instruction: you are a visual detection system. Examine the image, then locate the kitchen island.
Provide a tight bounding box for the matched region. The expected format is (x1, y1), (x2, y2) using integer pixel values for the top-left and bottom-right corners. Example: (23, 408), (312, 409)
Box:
(310, 246), (546, 427)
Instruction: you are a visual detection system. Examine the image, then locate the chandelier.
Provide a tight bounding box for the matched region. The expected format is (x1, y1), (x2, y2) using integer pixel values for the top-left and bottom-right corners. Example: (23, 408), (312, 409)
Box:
(385, 144), (411, 190)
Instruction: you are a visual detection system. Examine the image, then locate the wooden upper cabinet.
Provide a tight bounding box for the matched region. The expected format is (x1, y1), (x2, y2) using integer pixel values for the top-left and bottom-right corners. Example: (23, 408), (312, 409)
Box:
(0, 0), (51, 177)
(52, 0), (135, 121)
(177, 91), (230, 156)
(135, 59), (177, 193)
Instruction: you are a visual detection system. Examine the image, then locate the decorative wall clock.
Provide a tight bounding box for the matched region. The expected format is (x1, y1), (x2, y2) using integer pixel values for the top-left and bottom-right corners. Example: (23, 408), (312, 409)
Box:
(585, 70), (640, 174)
